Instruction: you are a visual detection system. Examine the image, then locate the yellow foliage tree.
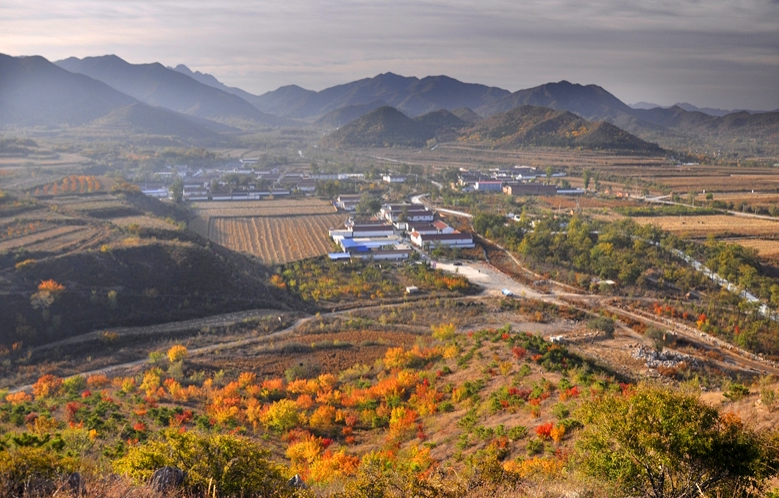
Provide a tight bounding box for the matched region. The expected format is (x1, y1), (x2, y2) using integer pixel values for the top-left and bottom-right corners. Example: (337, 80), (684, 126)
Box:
(167, 345), (188, 363)
(261, 399), (304, 433)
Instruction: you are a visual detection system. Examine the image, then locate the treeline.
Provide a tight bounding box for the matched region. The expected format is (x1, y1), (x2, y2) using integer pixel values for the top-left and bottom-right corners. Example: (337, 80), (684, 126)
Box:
(614, 205), (720, 217)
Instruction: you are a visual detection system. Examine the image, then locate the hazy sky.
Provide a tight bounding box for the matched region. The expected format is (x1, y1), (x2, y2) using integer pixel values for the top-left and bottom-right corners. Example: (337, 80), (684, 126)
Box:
(2, 0), (778, 110)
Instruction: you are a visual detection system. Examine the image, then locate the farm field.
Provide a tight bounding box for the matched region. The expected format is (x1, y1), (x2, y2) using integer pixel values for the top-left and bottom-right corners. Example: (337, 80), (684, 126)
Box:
(189, 199), (345, 264)
(729, 239), (779, 260)
(631, 214), (779, 237)
(0, 225), (92, 252)
(192, 199), (336, 217)
(695, 191), (779, 208)
(207, 213), (346, 264)
(655, 174), (779, 193)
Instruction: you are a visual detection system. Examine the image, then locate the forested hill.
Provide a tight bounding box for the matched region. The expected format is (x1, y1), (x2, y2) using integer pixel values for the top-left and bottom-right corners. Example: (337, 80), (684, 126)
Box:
(460, 105), (664, 153)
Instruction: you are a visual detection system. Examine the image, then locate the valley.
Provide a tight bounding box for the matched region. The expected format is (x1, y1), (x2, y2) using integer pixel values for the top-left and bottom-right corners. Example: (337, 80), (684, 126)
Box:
(1, 50), (779, 498)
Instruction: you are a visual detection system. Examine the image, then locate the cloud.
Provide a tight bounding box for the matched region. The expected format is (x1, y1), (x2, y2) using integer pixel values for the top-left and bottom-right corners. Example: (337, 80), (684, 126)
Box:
(0, 0), (777, 109)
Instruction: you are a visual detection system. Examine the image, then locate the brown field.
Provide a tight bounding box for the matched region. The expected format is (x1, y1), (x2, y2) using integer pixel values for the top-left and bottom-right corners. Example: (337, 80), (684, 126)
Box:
(0, 225), (92, 252)
(729, 239), (779, 260)
(632, 214), (779, 237)
(537, 196), (642, 210)
(695, 192), (779, 208)
(192, 199), (335, 217)
(656, 175), (779, 193)
(204, 213), (346, 263)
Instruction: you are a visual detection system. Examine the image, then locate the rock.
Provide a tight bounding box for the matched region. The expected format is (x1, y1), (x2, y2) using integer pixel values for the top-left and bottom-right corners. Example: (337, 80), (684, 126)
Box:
(66, 472), (86, 496)
(150, 466), (186, 492)
(288, 474), (307, 489)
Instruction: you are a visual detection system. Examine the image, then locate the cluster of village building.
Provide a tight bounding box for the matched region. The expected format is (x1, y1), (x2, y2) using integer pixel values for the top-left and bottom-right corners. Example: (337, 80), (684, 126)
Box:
(455, 166), (583, 196)
(328, 198), (474, 262)
(137, 162), (365, 201)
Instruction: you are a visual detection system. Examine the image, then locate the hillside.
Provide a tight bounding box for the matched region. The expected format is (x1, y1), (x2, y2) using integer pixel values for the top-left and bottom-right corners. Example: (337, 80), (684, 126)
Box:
(55, 55), (287, 126)
(476, 80), (635, 121)
(0, 190), (296, 348)
(320, 106), (471, 148)
(475, 80), (779, 155)
(81, 103), (223, 142)
(0, 53), (137, 126)
(461, 105), (664, 153)
(313, 100), (388, 129)
(414, 109), (470, 141)
(255, 72), (510, 119)
(320, 106), (429, 148)
(451, 107), (483, 123)
(171, 64), (266, 109)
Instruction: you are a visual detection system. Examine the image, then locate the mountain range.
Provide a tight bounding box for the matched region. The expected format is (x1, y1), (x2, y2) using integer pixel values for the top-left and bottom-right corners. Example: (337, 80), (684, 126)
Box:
(251, 73), (511, 120)
(1, 52), (777, 155)
(55, 55), (285, 127)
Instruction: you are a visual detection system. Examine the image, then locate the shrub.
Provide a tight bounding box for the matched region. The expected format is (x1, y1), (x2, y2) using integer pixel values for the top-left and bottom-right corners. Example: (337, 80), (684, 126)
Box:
(0, 447), (78, 496)
(167, 345), (188, 363)
(62, 376), (87, 396)
(261, 399), (304, 433)
(32, 375), (63, 399)
(587, 316), (615, 337)
(115, 429), (289, 497)
(431, 323), (456, 341)
(577, 383), (779, 498)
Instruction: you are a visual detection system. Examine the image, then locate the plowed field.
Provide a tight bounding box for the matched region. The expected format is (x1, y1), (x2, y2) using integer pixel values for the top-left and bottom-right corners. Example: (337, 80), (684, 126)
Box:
(206, 213), (346, 263)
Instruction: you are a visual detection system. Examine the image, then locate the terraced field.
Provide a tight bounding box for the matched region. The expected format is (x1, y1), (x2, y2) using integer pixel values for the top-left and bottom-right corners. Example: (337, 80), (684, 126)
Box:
(0, 225), (95, 252)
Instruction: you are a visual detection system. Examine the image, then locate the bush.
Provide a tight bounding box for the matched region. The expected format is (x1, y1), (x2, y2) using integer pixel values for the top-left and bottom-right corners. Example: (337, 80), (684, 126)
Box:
(115, 429), (290, 497)
(0, 447), (78, 496)
(587, 317), (615, 337)
(62, 376), (87, 397)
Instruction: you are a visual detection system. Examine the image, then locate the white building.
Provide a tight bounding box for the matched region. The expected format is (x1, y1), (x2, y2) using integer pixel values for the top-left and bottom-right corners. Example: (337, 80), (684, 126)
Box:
(410, 232), (475, 248)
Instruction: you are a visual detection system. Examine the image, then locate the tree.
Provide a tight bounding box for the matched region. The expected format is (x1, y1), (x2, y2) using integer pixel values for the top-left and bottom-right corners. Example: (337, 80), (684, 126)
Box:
(170, 177), (184, 203)
(115, 430), (289, 497)
(356, 194), (381, 215)
(583, 169), (592, 190)
(545, 166), (553, 184)
(576, 383), (779, 498)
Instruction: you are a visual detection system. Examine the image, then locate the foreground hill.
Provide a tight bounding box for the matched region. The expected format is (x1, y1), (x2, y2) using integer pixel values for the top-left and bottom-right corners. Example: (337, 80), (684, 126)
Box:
(255, 72), (510, 119)
(56, 55), (286, 126)
(462, 105), (663, 153)
(0, 189), (296, 347)
(0, 53), (137, 126)
(320, 106), (469, 148)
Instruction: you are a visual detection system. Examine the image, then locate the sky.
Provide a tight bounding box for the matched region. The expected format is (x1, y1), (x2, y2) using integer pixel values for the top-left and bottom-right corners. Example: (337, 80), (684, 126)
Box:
(2, 0), (778, 110)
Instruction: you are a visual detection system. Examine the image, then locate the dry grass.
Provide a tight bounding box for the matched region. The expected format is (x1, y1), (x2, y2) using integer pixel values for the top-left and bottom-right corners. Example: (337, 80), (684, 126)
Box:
(111, 216), (177, 230)
(632, 214), (779, 237)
